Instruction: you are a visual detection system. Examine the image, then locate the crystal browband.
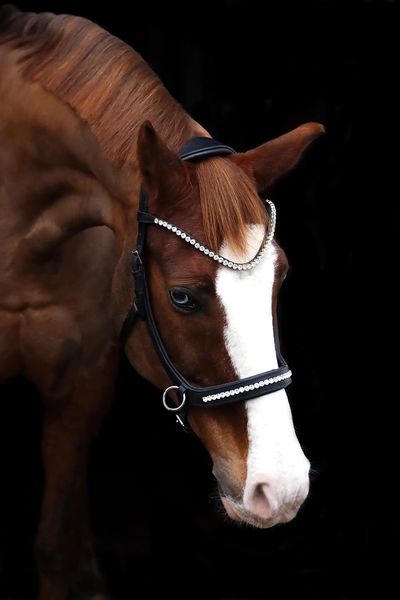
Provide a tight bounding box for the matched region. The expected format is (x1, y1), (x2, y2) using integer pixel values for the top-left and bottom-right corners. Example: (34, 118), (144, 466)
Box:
(139, 198), (276, 271)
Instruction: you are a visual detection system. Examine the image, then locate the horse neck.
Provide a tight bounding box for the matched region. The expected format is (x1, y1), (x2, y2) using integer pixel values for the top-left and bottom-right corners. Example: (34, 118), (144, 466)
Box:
(5, 10), (210, 166)
(0, 13), (212, 331)
(0, 61), (127, 278)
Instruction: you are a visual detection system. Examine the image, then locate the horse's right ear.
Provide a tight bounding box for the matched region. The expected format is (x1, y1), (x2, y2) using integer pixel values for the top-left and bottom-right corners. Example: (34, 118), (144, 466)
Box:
(137, 121), (188, 201)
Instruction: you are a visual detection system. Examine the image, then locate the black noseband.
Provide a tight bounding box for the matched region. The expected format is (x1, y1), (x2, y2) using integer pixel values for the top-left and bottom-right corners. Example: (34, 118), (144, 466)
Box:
(120, 136), (292, 430)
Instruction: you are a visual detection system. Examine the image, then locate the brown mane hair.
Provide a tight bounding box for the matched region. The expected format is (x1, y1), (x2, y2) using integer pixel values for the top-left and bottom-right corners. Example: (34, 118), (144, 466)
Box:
(197, 158), (267, 253)
(0, 6), (267, 252)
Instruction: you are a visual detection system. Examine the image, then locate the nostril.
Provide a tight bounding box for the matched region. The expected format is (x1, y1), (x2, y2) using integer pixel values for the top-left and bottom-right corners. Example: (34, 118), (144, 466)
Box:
(250, 483), (274, 519)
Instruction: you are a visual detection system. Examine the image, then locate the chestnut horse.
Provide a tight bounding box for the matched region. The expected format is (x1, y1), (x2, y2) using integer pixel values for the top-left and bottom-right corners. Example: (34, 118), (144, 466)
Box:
(0, 6), (324, 600)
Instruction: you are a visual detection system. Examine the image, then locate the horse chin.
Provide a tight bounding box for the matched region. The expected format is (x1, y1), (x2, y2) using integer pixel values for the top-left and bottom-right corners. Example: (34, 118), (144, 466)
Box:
(220, 496), (294, 529)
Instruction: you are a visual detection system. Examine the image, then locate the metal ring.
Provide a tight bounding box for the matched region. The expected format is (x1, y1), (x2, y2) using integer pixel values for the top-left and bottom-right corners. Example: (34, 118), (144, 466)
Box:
(162, 385), (186, 412)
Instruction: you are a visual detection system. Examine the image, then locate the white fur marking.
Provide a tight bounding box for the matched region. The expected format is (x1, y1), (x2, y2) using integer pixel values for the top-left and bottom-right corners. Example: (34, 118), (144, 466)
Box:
(215, 226), (310, 524)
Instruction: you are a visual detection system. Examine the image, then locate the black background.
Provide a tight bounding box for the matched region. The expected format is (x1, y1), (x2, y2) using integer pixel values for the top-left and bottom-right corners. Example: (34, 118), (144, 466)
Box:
(0, 1), (398, 599)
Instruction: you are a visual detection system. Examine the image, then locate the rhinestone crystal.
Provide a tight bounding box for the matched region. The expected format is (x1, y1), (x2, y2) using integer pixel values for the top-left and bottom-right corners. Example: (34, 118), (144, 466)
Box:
(151, 198), (276, 271)
(201, 370), (291, 403)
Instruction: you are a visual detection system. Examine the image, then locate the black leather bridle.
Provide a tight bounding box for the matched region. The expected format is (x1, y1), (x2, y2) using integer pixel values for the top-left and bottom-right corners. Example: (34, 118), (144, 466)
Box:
(120, 137), (292, 429)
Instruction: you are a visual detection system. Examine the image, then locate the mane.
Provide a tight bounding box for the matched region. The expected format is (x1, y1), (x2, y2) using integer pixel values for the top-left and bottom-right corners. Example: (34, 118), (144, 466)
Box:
(197, 158), (267, 253)
(0, 5), (267, 253)
(0, 5), (194, 166)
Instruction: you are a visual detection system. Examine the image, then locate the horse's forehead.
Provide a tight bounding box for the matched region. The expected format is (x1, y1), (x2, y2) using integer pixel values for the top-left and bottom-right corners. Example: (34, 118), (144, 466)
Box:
(162, 252), (219, 283)
(154, 224), (284, 287)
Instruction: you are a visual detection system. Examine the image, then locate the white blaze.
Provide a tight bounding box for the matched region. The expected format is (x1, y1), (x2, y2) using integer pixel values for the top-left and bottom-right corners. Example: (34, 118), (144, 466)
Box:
(215, 226), (310, 522)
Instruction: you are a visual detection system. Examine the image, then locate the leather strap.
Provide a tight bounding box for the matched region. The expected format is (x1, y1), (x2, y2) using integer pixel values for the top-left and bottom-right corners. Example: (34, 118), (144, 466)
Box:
(119, 187), (150, 347)
(179, 137), (236, 161)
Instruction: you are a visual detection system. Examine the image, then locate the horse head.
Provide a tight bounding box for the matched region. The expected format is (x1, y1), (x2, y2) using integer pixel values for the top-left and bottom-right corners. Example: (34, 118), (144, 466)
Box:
(125, 120), (324, 528)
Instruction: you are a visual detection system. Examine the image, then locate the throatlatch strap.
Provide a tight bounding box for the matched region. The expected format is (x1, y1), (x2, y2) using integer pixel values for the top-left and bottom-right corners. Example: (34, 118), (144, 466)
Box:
(119, 187), (149, 347)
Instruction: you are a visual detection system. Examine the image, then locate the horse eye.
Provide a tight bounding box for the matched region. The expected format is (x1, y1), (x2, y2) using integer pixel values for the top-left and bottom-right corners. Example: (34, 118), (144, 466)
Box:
(171, 290), (189, 304)
(169, 288), (197, 311)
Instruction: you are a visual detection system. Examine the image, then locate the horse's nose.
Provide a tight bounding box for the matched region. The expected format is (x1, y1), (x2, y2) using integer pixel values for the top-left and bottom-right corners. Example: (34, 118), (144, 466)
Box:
(249, 483), (275, 519)
(244, 473), (310, 522)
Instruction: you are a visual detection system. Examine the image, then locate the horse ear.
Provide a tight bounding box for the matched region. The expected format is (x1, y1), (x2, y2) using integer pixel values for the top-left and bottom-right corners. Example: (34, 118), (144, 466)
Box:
(137, 121), (188, 202)
(235, 122), (325, 194)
